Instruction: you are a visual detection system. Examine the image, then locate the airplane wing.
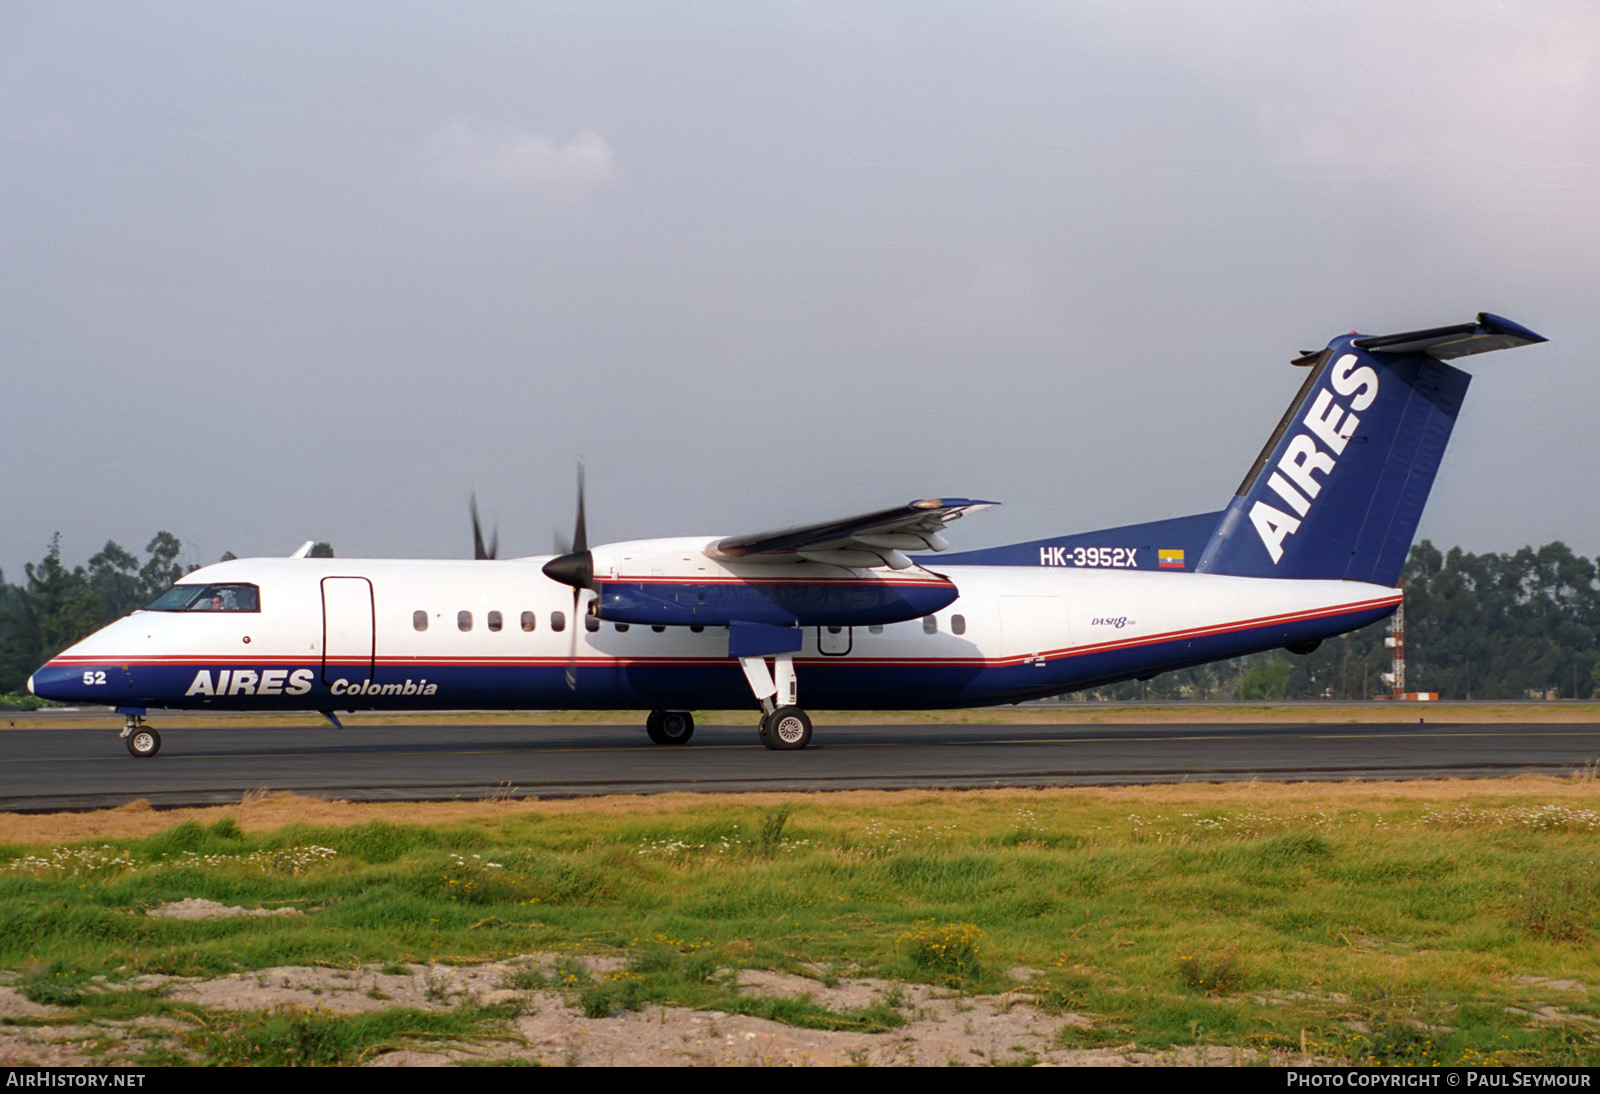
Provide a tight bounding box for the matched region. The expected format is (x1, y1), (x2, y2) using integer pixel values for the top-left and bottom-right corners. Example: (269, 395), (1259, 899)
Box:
(705, 498), (997, 570)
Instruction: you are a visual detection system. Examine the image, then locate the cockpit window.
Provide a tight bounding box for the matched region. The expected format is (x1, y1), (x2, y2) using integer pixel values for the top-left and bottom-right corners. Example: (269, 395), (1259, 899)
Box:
(145, 583), (261, 613)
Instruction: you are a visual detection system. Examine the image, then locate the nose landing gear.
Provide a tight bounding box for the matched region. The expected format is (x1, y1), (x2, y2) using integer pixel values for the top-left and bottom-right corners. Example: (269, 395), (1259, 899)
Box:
(120, 710), (161, 758)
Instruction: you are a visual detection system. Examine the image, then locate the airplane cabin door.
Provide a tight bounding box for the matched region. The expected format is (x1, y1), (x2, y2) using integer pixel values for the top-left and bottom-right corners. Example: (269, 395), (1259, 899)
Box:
(321, 577), (375, 685)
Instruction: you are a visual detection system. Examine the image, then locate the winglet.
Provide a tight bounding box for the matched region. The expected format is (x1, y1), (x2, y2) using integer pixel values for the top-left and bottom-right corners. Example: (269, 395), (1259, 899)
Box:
(289, 541), (315, 558)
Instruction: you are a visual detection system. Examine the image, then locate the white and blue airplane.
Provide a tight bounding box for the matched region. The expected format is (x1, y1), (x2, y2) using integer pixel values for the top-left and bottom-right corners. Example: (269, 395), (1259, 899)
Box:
(29, 313), (1545, 757)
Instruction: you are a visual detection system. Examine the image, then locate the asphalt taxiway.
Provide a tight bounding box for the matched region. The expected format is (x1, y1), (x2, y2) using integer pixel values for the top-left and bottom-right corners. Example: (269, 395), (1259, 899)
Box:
(3, 718), (1597, 811)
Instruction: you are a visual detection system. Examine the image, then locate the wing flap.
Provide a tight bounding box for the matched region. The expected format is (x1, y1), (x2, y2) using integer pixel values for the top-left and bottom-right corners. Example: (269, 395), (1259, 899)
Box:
(706, 498), (997, 566)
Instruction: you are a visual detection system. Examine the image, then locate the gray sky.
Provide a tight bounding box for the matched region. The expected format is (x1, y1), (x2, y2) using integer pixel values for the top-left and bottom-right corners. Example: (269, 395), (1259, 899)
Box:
(4, 1), (1597, 579)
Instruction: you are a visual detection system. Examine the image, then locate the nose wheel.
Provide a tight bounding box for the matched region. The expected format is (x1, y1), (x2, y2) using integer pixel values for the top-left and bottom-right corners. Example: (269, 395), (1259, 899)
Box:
(120, 710), (160, 758)
(126, 728), (160, 758)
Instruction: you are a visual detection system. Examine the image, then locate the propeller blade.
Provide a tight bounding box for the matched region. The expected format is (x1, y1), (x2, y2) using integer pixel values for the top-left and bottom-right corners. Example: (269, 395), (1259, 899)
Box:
(470, 493), (498, 561)
(549, 461), (591, 690)
(542, 461), (594, 589)
(565, 587), (582, 691)
(573, 461), (587, 555)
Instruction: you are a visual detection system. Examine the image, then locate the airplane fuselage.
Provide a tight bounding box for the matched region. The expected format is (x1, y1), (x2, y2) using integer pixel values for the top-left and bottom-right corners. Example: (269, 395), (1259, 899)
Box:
(27, 314), (1546, 754)
(30, 553), (1398, 713)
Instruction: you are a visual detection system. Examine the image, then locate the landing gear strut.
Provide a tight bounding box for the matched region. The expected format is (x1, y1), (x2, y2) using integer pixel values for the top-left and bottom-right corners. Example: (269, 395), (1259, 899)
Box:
(120, 711), (160, 758)
(646, 709), (695, 745)
(738, 653), (814, 750)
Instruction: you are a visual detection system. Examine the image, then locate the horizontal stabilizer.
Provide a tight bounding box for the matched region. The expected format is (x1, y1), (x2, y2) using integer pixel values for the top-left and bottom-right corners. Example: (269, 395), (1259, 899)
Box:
(1292, 312), (1545, 365)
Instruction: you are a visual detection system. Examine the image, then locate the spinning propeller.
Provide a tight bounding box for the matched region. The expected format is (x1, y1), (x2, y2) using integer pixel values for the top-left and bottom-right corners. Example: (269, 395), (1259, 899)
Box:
(470, 493), (498, 561)
(541, 464), (593, 690)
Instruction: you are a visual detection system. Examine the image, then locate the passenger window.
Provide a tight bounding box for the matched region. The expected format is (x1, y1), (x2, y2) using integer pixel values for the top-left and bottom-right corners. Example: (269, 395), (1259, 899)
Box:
(690, 625), (704, 633)
(413, 610), (428, 632)
(487, 611), (502, 632)
(615, 623), (630, 633)
(551, 611), (566, 632)
(868, 624), (883, 634)
(521, 611), (536, 632)
(585, 614), (600, 633)
(923, 616), (938, 634)
(951, 614), (966, 635)
(458, 611), (473, 632)
(651, 625), (665, 633)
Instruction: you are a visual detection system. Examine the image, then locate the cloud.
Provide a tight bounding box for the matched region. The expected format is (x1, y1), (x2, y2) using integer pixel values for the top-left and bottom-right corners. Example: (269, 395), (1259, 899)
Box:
(425, 121), (617, 199)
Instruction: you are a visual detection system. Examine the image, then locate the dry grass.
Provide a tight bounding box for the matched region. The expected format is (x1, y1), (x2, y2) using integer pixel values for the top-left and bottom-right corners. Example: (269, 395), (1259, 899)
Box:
(3, 773), (1596, 844)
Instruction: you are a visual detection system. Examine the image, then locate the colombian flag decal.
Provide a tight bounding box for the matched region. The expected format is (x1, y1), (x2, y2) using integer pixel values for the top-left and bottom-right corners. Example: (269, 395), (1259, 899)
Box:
(1158, 548), (1185, 569)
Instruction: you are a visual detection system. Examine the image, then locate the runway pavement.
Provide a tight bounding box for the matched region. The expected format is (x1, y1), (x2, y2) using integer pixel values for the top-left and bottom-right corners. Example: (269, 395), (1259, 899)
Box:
(3, 718), (1597, 811)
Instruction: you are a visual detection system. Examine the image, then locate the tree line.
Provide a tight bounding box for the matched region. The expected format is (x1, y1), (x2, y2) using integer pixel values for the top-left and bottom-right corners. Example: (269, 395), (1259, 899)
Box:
(3, 534), (1597, 702)
(0, 535), (347, 700)
(0, 533), (192, 698)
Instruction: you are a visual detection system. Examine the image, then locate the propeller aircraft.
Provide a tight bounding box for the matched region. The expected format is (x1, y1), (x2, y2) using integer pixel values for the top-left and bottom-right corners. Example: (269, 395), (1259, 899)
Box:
(28, 313), (1545, 757)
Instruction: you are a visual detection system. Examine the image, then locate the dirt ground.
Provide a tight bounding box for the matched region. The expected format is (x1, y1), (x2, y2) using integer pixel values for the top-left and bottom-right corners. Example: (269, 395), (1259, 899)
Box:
(0, 932), (1303, 1067)
(4, 780), (1593, 1066)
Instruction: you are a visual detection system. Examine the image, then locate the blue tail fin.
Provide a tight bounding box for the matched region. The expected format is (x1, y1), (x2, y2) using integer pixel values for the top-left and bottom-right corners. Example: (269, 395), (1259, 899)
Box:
(1194, 313), (1544, 585)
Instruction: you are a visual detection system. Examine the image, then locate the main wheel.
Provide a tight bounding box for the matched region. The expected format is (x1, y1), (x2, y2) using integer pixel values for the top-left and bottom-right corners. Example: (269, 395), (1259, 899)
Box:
(646, 709), (694, 745)
(126, 727), (161, 758)
(761, 706), (812, 751)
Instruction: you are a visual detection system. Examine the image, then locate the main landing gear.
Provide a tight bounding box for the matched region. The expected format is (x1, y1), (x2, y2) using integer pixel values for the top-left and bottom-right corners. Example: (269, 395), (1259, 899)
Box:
(646, 709), (695, 745)
(758, 705), (812, 751)
(740, 653), (814, 750)
(120, 711), (161, 758)
(645, 651), (817, 751)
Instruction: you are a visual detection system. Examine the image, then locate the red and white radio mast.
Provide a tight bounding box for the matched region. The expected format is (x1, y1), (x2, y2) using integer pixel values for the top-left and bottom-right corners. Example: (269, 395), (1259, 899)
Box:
(1382, 589), (1436, 701)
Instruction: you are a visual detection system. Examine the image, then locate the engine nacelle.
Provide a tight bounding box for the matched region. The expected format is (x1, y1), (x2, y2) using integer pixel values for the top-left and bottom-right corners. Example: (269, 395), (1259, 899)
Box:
(593, 572), (958, 627)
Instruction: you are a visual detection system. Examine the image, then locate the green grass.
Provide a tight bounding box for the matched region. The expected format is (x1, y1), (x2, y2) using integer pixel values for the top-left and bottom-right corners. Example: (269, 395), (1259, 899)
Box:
(188, 1005), (502, 1066)
(3, 784), (1599, 1064)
